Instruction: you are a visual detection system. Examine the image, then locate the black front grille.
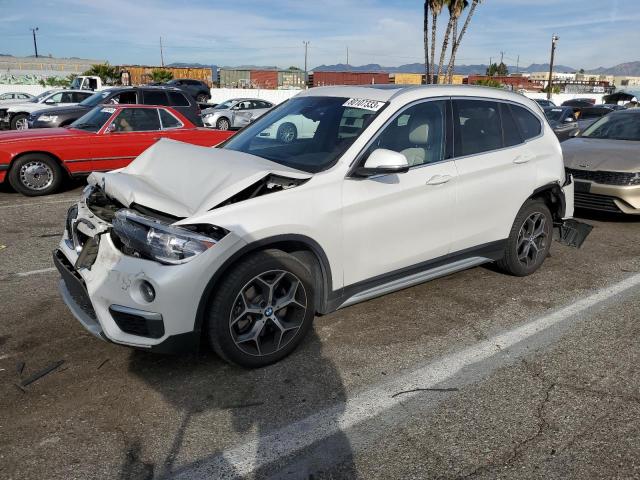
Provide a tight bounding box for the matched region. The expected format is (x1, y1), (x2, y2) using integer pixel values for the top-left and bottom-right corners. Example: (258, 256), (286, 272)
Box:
(567, 168), (638, 186)
(574, 192), (621, 213)
(53, 249), (97, 320)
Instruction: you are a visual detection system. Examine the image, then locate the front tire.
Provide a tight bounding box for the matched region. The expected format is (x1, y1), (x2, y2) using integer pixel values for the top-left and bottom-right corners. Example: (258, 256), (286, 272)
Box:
(216, 117), (231, 131)
(11, 113), (29, 130)
(497, 200), (552, 276)
(206, 250), (315, 368)
(8, 154), (64, 196)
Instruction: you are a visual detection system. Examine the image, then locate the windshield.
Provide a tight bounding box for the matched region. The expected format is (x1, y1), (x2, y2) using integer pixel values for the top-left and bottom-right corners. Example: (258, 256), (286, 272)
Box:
(32, 90), (53, 103)
(214, 100), (236, 110)
(544, 108), (564, 122)
(222, 96), (386, 173)
(80, 90), (115, 107)
(70, 106), (116, 132)
(581, 112), (640, 141)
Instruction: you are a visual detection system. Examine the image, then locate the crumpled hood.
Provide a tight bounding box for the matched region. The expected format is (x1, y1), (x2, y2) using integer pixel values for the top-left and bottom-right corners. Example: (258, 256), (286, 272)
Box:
(88, 139), (311, 218)
(562, 137), (640, 172)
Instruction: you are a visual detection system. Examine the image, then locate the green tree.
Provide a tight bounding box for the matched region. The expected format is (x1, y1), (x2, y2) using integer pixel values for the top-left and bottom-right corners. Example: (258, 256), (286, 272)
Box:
(150, 69), (174, 83)
(486, 62), (508, 76)
(83, 63), (119, 85)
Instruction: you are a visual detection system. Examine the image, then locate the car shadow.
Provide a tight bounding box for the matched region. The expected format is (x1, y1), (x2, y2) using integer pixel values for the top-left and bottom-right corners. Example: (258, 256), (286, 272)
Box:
(0, 176), (85, 195)
(121, 329), (356, 479)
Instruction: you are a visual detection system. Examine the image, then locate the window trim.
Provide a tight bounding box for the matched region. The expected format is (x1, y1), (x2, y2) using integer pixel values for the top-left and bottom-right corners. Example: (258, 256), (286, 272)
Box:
(158, 108), (184, 130)
(347, 96), (453, 177)
(450, 96), (544, 161)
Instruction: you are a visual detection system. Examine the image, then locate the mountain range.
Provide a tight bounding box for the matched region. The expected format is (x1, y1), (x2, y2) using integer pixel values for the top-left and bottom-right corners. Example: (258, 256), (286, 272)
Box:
(172, 61), (640, 76)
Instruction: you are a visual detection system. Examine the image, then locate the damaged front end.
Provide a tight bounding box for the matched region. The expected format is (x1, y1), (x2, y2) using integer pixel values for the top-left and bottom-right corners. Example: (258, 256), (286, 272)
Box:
(554, 174), (593, 248)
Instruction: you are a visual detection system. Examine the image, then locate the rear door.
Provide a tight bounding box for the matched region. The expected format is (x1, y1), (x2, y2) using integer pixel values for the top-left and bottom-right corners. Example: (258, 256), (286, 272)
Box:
(450, 99), (538, 253)
(91, 107), (162, 171)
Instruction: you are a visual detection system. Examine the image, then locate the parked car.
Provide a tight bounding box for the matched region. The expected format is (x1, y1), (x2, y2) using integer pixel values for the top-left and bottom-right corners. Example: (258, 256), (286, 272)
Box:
(543, 106), (579, 141)
(563, 109), (640, 214)
(0, 92), (34, 104)
(0, 104), (233, 196)
(202, 98), (274, 130)
(28, 86), (203, 129)
(165, 79), (211, 103)
(257, 113), (319, 143)
(54, 85), (587, 367)
(562, 98), (596, 108)
(535, 99), (556, 108)
(575, 105), (615, 131)
(0, 89), (93, 130)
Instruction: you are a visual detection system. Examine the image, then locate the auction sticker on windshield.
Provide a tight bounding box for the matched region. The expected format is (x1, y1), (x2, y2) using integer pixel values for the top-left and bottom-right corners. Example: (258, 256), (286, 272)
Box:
(342, 98), (386, 111)
(101, 107), (116, 114)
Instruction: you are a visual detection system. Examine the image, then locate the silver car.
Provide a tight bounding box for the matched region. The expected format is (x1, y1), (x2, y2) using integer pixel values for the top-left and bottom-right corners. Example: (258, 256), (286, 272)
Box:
(0, 92), (34, 104)
(202, 98), (274, 130)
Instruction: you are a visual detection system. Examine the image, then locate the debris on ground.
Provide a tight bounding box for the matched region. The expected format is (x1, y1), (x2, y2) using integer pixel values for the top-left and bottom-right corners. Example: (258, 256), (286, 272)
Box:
(16, 361), (25, 377)
(18, 360), (65, 389)
(97, 359), (109, 370)
(391, 387), (459, 398)
(221, 401), (264, 410)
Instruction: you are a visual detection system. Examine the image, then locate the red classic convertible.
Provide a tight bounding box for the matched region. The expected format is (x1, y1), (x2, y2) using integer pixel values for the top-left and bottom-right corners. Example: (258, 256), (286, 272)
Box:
(0, 105), (234, 196)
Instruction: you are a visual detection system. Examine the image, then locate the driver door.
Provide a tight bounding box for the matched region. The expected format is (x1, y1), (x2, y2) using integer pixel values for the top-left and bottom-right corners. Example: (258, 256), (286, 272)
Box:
(341, 99), (457, 287)
(91, 107), (162, 171)
(231, 101), (255, 128)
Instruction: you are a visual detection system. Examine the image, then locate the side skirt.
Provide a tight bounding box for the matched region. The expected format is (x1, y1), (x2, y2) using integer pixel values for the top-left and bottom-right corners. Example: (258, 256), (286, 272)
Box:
(326, 240), (506, 312)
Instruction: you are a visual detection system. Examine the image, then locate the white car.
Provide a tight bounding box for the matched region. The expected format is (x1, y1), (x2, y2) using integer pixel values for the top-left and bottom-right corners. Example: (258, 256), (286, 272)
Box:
(201, 98), (274, 130)
(0, 89), (93, 130)
(258, 113), (319, 143)
(0, 92), (34, 104)
(55, 85), (589, 368)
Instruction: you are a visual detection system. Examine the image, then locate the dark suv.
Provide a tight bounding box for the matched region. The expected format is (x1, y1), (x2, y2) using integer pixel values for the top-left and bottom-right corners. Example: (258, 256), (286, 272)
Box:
(28, 86), (203, 128)
(165, 79), (211, 103)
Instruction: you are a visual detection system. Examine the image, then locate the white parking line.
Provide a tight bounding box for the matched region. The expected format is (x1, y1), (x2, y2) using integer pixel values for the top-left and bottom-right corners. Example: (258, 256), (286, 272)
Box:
(173, 272), (640, 479)
(0, 199), (76, 209)
(14, 267), (56, 277)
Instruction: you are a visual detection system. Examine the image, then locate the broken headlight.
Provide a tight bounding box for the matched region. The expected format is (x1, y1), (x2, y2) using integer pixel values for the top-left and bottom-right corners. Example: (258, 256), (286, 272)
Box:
(112, 209), (217, 265)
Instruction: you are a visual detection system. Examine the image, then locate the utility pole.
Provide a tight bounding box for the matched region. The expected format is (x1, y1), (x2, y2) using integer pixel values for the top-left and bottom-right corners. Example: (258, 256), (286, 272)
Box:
(516, 55), (520, 74)
(303, 41), (310, 80)
(500, 51), (504, 65)
(159, 36), (165, 67)
(346, 46), (349, 65)
(547, 34), (559, 100)
(31, 27), (39, 58)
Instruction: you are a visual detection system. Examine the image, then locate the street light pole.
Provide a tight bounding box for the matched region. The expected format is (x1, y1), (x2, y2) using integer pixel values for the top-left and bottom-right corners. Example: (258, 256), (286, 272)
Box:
(31, 27), (39, 58)
(547, 34), (559, 100)
(303, 41), (310, 85)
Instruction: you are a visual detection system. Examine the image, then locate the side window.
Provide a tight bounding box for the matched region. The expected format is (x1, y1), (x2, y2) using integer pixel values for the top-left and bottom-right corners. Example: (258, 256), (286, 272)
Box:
(366, 100), (447, 167)
(60, 92), (74, 103)
(113, 108), (161, 132)
(500, 103), (524, 148)
(143, 90), (170, 106)
(113, 91), (137, 104)
(453, 99), (502, 157)
(47, 92), (63, 103)
(168, 91), (190, 106)
(511, 104), (542, 140)
(159, 109), (182, 129)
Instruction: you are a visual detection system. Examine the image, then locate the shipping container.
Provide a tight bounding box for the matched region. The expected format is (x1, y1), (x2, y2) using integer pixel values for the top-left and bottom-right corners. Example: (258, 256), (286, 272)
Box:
(219, 69), (251, 88)
(250, 70), (279, 89)
(450, 74), (465, 85)
(119, 65), (214, 86)
(393, 73), (423, 85)
(278, 70), (306, 89)
(312, 71), (390, 87)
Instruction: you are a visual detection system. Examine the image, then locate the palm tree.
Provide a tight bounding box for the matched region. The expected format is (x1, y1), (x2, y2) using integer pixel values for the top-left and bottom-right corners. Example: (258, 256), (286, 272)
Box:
(446, 0), (480, 83)
(424, 1), (429, 81)
(437, 0), (469, 84)
(428, 0), (446, 84)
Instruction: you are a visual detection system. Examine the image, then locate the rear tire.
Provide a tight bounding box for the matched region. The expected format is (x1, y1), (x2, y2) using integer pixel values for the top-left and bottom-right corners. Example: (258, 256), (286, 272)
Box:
(496, 200), (552, 277)
(11, 113), (28, 130)
(216, 117), (230, 131)
(8, 154), (64, 196)
(206, 250), (315, 368)
(277, 122), (298, 143)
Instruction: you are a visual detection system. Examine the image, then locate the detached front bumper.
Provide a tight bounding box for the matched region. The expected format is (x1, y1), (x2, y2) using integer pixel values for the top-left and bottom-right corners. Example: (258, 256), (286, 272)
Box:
(56, 200), (245, 353)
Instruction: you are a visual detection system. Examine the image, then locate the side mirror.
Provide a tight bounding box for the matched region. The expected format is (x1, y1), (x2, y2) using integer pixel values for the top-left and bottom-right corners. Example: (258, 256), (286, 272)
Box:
(570, 129), (580, 138)
(564, 116), (575, 123)
(354, 149), (410, 177)
(105, 123), (116, 133)
(45, 99), (55, 104)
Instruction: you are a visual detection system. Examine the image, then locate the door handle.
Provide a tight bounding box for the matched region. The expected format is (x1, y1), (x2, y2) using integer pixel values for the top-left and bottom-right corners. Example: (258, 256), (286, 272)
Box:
(426, 174), (453, 185)
(513, 154), (534, 164)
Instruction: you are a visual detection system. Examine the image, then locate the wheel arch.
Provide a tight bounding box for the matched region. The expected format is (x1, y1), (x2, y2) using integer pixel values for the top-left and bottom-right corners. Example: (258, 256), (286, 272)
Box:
(529, 182), (566, 223)
(194, 234), (334, 338)
(9, 150), (70, 176)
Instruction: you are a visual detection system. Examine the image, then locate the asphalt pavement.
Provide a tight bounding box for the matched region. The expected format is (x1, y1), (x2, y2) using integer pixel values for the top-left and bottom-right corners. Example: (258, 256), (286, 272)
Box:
(1, 183), (639, 480)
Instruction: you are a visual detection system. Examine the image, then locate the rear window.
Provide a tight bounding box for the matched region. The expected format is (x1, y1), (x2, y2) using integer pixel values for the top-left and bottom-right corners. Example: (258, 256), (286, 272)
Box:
(500, 103), (523, 148)
(160, 109), (182, 129)
(453, 99), (503, 157)
(168, 91), (190, 107)
(511, 105), (542, 140)
(143, 90), (170, 106)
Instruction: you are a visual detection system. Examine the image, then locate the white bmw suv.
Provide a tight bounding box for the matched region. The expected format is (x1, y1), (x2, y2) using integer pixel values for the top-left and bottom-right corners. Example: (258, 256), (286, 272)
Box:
(55, 85), (589, 368)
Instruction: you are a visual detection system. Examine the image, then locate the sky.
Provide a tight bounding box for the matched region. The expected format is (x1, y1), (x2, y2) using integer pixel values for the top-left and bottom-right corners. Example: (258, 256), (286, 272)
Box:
(1, 0), (639, 70)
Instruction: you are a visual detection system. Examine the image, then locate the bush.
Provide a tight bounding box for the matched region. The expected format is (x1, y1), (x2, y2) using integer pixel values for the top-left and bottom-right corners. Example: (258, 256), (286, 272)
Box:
(150, 69), (174, 83)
